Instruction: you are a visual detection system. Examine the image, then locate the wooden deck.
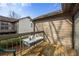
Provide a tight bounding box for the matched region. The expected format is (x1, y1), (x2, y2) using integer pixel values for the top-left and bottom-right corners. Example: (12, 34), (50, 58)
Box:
(0, 39), (77, 56)
(0, 40), (46, 56)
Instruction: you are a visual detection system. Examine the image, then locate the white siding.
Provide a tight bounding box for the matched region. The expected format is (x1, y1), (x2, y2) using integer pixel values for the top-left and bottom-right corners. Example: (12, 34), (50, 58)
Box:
(18, 18), (33, 33)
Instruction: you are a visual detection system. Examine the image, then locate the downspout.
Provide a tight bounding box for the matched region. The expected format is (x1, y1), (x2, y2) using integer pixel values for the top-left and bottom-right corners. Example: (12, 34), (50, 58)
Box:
(33, 21), (36, 37)
(31, 19), (36, 36)
(33, 22), (35, 33)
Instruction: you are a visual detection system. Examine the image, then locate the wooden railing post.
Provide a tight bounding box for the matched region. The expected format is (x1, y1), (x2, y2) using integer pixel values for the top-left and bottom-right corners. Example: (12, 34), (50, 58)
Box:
(13, 52), (16, 56)
(72, 15), (75, 49)
(33, 22), (36, 37)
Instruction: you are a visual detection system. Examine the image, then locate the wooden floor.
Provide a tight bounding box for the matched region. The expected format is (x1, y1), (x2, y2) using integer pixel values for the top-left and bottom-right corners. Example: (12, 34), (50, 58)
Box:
(0, 40), (77, 56)
(23, 41), (48, 56)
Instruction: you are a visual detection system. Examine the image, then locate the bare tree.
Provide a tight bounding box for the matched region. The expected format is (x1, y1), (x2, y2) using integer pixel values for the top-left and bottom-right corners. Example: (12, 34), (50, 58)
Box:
(9, 10), (20, 19)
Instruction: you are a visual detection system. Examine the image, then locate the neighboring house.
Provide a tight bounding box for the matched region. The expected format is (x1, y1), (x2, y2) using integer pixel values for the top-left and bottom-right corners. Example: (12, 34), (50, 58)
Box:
(17, 17), (33, 33)
(32, 3), (79, 54)
(0, 16), (18, 35)
(0, 16), (33, 34)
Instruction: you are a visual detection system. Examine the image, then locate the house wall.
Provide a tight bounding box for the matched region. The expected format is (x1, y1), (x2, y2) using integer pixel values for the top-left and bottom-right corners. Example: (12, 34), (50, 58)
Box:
(17, 18), (33, 34)
(0, 21), (17, 34)
(74, 10), (79, 54)
(35, 16), (72, 48)
(0, 21), (1, 30)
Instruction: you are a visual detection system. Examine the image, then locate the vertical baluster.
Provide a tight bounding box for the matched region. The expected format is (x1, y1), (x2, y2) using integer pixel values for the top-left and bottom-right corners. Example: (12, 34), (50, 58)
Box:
(19, 36), (22, 55)
(6, 39), (8, 56)
(19, 37), (21, 55)
(5, 39), (7, 56)
(23, 36), (25, 50)
(11, 38), (13, 56)
(15, 38), (17, 55)
(22, 36), (24, 53)
(21, 36), (23, 55)
(12, 38), (16, 56)
(13, 37), (16, 56)
(0, 40), (2, 56)
(11, 38), (13, 52)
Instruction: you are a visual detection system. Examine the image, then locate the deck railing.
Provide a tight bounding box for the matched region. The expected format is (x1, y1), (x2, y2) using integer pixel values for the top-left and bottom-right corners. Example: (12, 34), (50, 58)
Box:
(0, 31), (46, 56)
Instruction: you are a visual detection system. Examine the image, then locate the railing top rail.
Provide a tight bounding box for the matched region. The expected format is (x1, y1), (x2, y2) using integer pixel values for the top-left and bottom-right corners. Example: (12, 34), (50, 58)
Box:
(0, 31), (44, 41)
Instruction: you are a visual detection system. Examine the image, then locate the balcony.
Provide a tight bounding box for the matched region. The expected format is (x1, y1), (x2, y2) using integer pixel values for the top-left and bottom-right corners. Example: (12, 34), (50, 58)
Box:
(0, 31), (46, 56)
(0, 31), (77, 56)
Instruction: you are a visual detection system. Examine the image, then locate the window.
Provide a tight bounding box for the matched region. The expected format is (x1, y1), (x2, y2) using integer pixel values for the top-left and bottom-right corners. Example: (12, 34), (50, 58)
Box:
(1, 22), (9, 30)
(31, 23), (33, 27)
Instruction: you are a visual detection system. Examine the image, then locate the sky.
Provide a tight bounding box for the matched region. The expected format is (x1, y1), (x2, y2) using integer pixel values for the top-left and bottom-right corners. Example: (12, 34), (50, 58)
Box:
(0, 3), (61, 19)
